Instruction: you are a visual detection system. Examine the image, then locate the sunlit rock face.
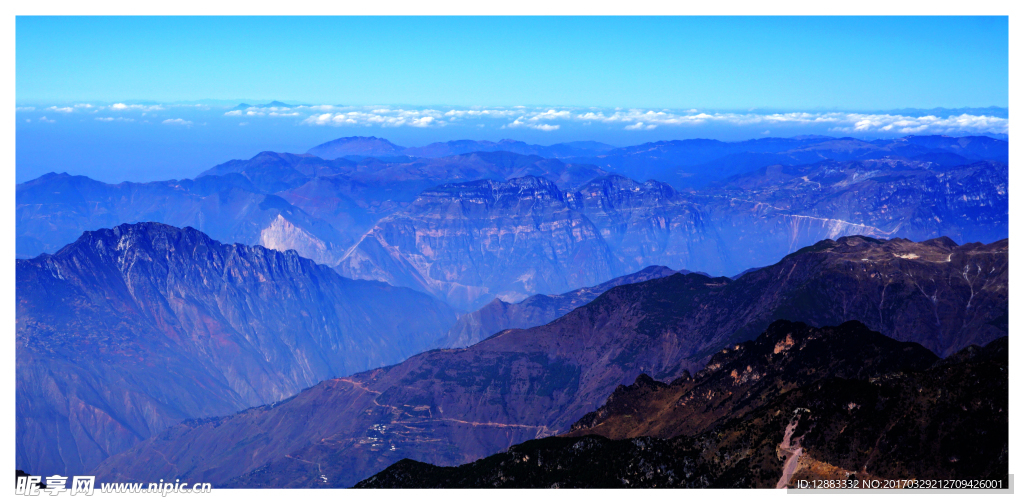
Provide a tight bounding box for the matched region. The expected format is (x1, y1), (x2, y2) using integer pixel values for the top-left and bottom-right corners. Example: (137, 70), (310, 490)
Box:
(259, 214), (332, 265)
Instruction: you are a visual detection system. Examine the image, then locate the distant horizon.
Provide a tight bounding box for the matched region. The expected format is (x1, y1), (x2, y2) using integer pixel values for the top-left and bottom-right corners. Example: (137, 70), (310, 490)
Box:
(16, 100), (1010, 184)
(16, 125), (1009, 186)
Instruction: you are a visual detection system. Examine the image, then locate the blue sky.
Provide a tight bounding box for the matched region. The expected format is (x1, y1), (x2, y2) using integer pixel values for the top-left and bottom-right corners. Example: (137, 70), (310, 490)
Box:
(17, 16), (1007, 109)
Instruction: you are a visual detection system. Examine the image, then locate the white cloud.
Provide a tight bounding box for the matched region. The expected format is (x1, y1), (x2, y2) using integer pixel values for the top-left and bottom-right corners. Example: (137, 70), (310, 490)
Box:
(306, 113), (335, 125)
(37, 116), (55, 123)
(293, 105), (1007, 135)
(47, 106), (74, 113)
(507, 117), (560, 131)
(443, 109), (517, 119)
(16, 106), (35, 111)
(109, 103), (164, 112)
(567, 108), (1009, 135)
(530, 109), (572, 121)
(301, 107), (448, 128)
(95, 117), (134, 122)
(410, 116), (436, 127)
(162, 118), (193, 126)
(224, 110), (243, 116)
(624, 122), (658, 131)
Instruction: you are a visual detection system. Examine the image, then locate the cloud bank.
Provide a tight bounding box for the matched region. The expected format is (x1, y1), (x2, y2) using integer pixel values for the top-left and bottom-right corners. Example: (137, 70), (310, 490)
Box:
(295, 106), (1009, 136)
(16, 102), (1010, 136)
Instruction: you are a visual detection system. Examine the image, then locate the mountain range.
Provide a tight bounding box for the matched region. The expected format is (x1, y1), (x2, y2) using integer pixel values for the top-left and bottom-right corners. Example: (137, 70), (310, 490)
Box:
(18, 135), (1007, 314)
(16, 223), (456, 477)
(15, 133), (1010, 488)
(336, 158), (1006, 309)
(358, 321), (1007, 488)
(17, 150), (611, 266)
(90, 235), (1007, 487)
(307, 135), (1008, 190)
(573, 135), (1009, 189)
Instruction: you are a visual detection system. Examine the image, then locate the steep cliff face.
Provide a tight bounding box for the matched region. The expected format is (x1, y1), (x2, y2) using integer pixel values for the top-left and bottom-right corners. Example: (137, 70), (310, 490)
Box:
(337, 176), (624, 311)
(358, 325), (1007, 488)
(16, 223), (457, 477)
(93, 236), (1007, 488)
(333, 158), (1008, 307)
(567, 175), (722, 273)
(444, 265), (679, 348)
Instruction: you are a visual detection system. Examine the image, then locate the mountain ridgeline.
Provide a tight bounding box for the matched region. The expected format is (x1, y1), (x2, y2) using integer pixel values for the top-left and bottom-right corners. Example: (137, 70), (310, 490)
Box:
(16, 223), (457, 477)
(444, 265), (681, 348)
(91, 235), (1007, 488)
(358, 321), (1007, 488)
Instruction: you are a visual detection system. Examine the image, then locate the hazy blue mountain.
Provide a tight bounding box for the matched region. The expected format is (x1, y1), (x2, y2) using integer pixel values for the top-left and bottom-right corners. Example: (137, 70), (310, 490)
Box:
(231, 101), (298, 110)
(569, 135), (1008, 189)
(16, 223), (457, 477)
(307, 136), (407, 159)
(198, 151), (357, 193)
(16, 151), (609, 264)
(701, 158), (1009, 252)
(16, 172), (354, 263)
